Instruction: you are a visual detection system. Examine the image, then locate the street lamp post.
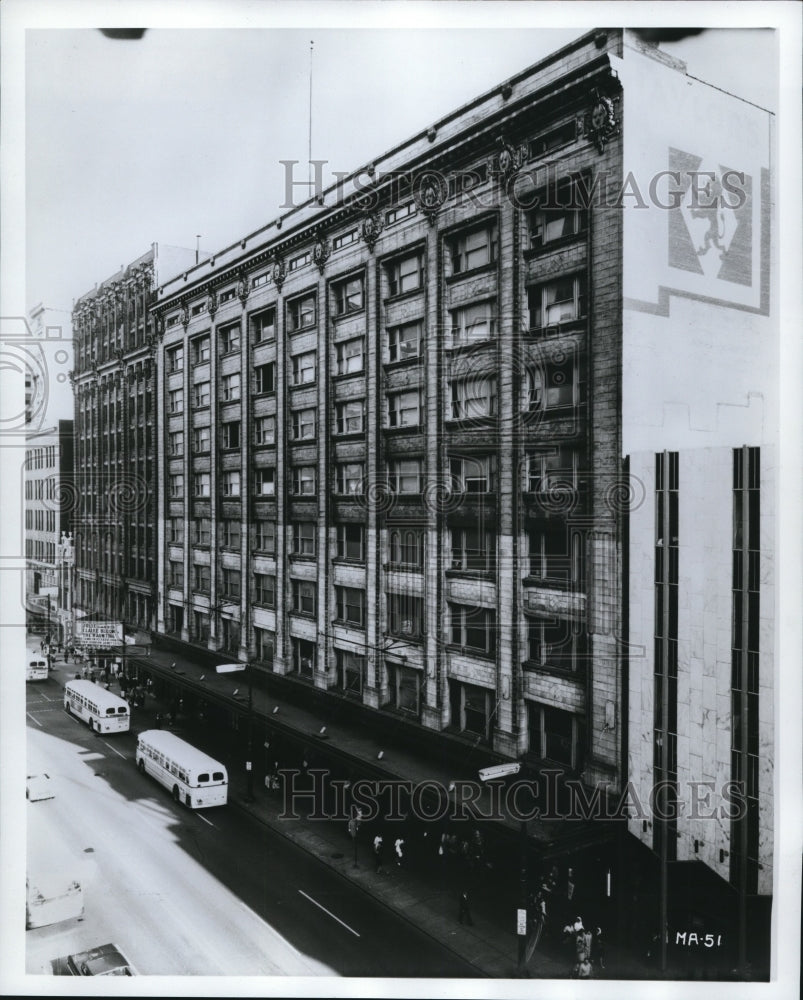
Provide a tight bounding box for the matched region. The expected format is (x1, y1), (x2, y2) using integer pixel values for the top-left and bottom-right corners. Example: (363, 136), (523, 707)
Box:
(216, 661), (254, 802)
(478, 761), (527, 975)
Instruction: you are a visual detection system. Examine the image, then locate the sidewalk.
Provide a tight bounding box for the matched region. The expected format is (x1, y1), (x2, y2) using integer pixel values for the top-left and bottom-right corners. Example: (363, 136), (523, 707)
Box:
(50, 655), (662, 980)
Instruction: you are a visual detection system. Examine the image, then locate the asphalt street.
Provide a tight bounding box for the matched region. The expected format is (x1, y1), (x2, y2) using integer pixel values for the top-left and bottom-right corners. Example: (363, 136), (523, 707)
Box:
(24, 675), (478, 978)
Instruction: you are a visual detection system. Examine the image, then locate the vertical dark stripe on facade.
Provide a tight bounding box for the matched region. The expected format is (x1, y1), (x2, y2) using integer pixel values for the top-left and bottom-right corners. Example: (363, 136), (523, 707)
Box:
(731, 445), (760, 895)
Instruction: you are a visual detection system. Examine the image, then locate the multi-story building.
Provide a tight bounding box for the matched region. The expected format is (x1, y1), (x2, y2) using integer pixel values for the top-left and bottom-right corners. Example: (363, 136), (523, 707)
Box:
(24, 420), (74, 638)
(73, 28), (774, 974)
(71, 244), (201, 636)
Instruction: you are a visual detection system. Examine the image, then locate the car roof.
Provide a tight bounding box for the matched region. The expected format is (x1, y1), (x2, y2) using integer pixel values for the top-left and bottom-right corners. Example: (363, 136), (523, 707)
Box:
(71, 943), (132, 974)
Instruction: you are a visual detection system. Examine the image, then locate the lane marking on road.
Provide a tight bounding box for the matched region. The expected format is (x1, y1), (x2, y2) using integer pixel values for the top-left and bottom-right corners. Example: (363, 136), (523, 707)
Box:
(38, 690), (53, 702)
(298, 889), (360, 937)
(102, 740), (127, 759)
(196, 813), (215, 828)
(26, 712), (43, 727)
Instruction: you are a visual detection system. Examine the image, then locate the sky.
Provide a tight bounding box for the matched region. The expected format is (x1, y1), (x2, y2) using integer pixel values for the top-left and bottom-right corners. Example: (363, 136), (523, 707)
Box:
(12, 4), (787, 317)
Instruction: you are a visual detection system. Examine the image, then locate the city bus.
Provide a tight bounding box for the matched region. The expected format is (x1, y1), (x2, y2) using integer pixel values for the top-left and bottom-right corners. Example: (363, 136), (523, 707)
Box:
(135, 730), (228, 809)
(26, 653), (48, 682)
(63, 679), (130, 734)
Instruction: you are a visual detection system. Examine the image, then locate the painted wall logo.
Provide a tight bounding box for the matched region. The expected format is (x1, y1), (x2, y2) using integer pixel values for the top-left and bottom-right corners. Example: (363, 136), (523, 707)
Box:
(669, 148), (753, 288)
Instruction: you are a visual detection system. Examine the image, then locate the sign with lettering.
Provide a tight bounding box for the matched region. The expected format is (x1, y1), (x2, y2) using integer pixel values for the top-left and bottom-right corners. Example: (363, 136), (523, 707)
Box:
(74, 621), (123, 648)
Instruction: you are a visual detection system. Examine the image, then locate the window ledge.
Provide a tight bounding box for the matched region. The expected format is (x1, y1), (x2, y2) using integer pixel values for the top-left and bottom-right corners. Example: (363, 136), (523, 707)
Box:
(521, 658), (585, 680)
(331, 371), (365, 383)
(522, 575), (579, 591)
(445, 568), (496, 580)
(445, 261), (497, 284)
(383, 424), (425, 435)
(383, 287), (425, 305)
(526, 318), (587, 337)
(523, 233), (587, 259)
(445, 644), (496, 661)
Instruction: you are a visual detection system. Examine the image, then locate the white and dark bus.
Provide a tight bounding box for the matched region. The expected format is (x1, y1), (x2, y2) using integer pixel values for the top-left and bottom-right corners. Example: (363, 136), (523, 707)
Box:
(63, 679), (130, 734)
(135, 730), (228, 809)
(26, 653), (48, 682)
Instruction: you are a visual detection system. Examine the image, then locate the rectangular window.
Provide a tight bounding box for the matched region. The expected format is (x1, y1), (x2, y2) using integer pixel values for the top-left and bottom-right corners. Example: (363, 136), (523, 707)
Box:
(254, 415), (276, 445)
(193, 518), (211, 545)
(387, 459), (422, 494)
(222, 372), (240, 401)
(387, 389), (422, 428)
(526, 359), (577, 411)
(389, 528), (425, 568)
(450, 455), (496, 493)
(335, 462), (364, 495)
(254, 627), (275, 665)
(292, 579), (316, 616)
(168, 430), (184, 456)
(450, 301), (497, 347)
(289, 251), (310, 272)
(222, 421), (241, 449)
(291, 350), (316, 386)
(386, 252), (424, 297)
(449, 376), (496, 420)
(168, 560), (184, 588)
(167, 345), (184, 373)
(219, 287), (237, 303)
(387, 321), (422, 363)
(292, 637), (316, 678)
(450, 680), (491, 739)
(194, 381), (211, 408)
(450, 604), (496, 655)
(291, 408), (316, 441)
(254, 362), (275, 395)
(291, 465), (316, 496)
(222, 470), (241, 497)
(333, 275), (365, 316)
(529, 525), (582, 587)
(191, 301), (207, 317)
(193, 425), (211, 453)
(387, 592), (425, 638)
(527, 618), (588, 671)
(255, 520), (276, 553)
(333, 229), (359, 250)
(192, 336), (211, 365)
(193, 472), (211, 498)
(335, 586), (366, 627)
(255, 573), (276, 607)
(221, 519), (240, 549)
(385, 202), (416, 226)
(388, 662), (420, 715)
(168, 516), (184, 544)
(221, 568), (241, 600)
(336, 523), (365, 561)
(192, 609), (210, 642)
(528, 701), (580, 768)
(335, 399), (364, 435)
(292, 522), (316, 557)
(253, 307), (276, 342)
(168, 388), (184, 414)
(526, 448), (577, 494)
(449, 222), (498, 274)
(252, 272), (270, 288)
(254, 468), (275, 496)
(530, 200), (587, 249)
(335, 337), (364, 375)
(336, 650), (365, 695)
(451, 527), (495, 573)
(169, 473), (184, 498)
(219, 322), (240, 353)
(528, 274), (586, 329)
(529, 120), (576, 159)
(287, 295), (316, 333)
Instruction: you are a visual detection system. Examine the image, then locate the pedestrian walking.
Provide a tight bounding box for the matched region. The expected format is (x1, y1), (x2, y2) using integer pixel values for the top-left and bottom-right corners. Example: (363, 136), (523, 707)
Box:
(64, 645), (70, 664)
(80, 664), (87, 680)
(373, 833), (384, 873)
(458, 887), (474, 926)
(591, 926), (606, 971)
(394, 836), (405, 868)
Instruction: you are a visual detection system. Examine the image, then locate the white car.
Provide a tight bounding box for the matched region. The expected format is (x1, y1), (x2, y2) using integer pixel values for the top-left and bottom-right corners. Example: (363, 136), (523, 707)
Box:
(26, 774), (54, 801)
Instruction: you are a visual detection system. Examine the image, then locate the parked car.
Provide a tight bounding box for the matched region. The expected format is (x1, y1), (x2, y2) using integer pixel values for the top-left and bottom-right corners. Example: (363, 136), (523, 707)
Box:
(66, 943), (136, 976)
(26, 774), (54, 801)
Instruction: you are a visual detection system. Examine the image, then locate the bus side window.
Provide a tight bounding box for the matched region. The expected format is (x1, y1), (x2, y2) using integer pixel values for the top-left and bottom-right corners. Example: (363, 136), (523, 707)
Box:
(213, 772), (224, 781)
(198, 773), (209, 783)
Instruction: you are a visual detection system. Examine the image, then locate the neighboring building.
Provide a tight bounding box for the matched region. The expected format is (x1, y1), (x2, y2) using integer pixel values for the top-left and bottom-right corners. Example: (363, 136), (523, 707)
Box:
(24, 420), (74, 638)
(70, 244), (203, 637)
(27, 303), (75, 426)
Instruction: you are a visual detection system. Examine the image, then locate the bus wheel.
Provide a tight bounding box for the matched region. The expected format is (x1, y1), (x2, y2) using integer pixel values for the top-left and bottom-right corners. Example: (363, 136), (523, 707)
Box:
(137, 758), (145, 774)
(172, 785), (180, 803)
